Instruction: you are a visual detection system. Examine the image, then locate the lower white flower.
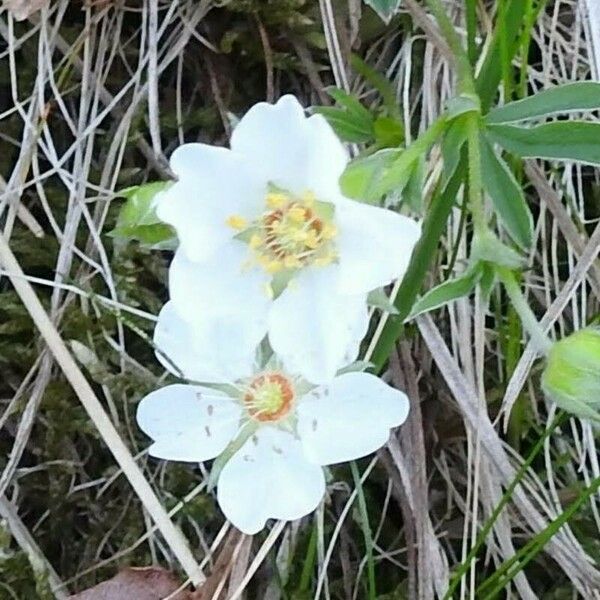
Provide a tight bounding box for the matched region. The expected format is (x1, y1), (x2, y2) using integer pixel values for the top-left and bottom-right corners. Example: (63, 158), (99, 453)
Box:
(137, 312), (409, 535)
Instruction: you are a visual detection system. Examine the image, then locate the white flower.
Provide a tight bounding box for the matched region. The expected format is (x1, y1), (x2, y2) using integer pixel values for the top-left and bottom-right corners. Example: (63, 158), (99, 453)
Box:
(137, 306), (409, 535)
(156, 95), (421, 384)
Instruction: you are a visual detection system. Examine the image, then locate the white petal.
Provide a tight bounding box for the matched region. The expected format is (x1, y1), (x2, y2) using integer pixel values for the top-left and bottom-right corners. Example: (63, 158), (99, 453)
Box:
(268, 265), (369, 384)
(137, 384), (241, 462)
(156, 144), (265, 262)
(217, 426), (325, 534)
(231, 95), (348, 201)
(297, 372), (409, 465)
(167, 241), (270, 380)
(335, 199), (421, 295)
(169, 240), (270, 320)
(154, 302), (257, 383)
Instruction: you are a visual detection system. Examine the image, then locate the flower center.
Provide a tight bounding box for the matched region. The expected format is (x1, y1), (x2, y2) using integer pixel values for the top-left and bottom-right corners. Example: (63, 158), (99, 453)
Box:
(226, 188), (338, 276)
(244, 372), (295, 422)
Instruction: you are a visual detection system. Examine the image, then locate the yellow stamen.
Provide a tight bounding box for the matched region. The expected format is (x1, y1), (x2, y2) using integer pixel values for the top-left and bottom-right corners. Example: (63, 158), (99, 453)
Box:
(283, 255), (302, 269)
(304, 230), (320, 249)
(266, 193), (287, 209)
(226, 214), (247, 230)
(249, 234), (263, 249)
(288, 206), (306, 223)
(266, 260), (283, 273)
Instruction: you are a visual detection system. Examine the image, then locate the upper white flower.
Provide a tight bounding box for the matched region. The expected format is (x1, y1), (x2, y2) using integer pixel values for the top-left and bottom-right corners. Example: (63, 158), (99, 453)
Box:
(138, 305), (409, 535)
(156, 95), (421, 384)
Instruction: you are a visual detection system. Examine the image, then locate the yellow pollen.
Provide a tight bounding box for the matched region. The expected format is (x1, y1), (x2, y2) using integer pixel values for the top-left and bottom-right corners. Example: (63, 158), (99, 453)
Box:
(249, 234), (263, 249)
(291, 229), (309, 242)
(288, 206), (306, 223)
(304, 230), (320, 249)
(226, 214), (247, 230)
(266, 193), (287, 209)
(283, 255), (302, 269)
(266, 259), (283, 273)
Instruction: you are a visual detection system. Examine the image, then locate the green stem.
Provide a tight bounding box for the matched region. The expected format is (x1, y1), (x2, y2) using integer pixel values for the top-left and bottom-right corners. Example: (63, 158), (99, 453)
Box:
(424, 0), (475, 93)
(478, 472), (600, 597)
(378, 115), (447, 196)
(298, 521), (318, 592)
(350, 461), (376, 600)
(466, 114), (486, 236)
(371, 154), (467, 371)
(443, 412), (566, 598)
(465, 0), (478, 65)
(497, 267), (553, 355)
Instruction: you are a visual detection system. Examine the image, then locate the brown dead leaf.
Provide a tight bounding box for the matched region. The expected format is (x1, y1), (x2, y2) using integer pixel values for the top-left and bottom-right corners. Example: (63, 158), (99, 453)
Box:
(68, 567), (192, 600)
(2, 0), (49, 21)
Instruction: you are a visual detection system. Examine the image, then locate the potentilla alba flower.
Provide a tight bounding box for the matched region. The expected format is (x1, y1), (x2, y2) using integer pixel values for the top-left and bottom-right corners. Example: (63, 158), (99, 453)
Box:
(137, 304), (409, 534)
(156, 95), (421, 384)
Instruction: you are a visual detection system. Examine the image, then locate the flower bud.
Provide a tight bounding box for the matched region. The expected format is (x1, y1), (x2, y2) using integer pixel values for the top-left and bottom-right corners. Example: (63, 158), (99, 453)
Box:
(542, 328), (600, 422)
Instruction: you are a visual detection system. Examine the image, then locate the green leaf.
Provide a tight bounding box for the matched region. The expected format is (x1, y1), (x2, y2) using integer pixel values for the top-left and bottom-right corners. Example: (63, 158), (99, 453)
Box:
(373, 116), (404, 147)
(480, 133), (533, 248)
(314, 88), (375, 143)
(407, 265), (483, 320)
(340, 149), (402, 203)
(446, 93), (481, 120)
(402, 156), (424, 211)
(486, 82), (600, 124)
(350, 54), (398, 117)
(363, 0), (401, 24)
(472, 233), (524, 269)
(313, 106), (374, 143)
(367, 287), (399, 315)
(337, 360), (374, 375)
(442, 117), (468, 183)
(326, 87), (372, 122)
(486, 121), (600, 166)
(110, 181), (177, 248)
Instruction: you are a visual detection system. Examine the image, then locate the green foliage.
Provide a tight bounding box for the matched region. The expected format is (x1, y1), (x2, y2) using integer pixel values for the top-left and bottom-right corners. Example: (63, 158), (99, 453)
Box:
(479, 132), (533, 248)
(486, 82), (600, 124)
(367, 287), (399, 315)
(111, 181), (177, 249)
(340, 149), (401, 203)
(314, 88), (375, 143)
(408, 264), (483, 320)
(487, 121), (600, 165)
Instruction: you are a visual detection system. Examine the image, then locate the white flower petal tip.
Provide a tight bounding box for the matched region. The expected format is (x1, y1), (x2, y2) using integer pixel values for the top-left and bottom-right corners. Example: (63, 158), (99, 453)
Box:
(230, 94), (348, 199)
(297, 372), (410, 466)
(336, 200), (422, 295)
(217, 427), (326, 535)
(137, 384), (242, 463)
